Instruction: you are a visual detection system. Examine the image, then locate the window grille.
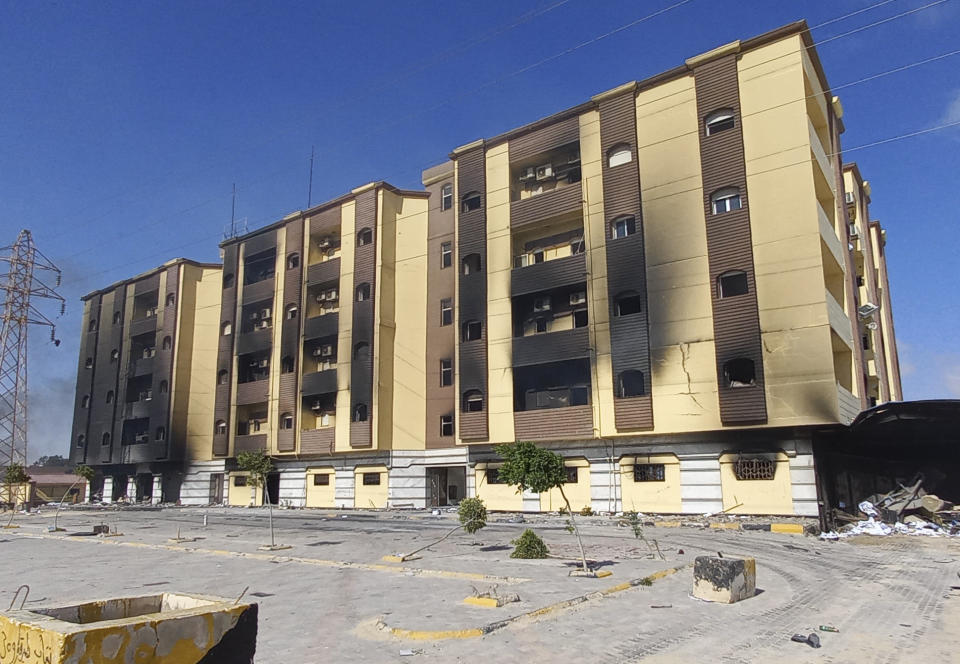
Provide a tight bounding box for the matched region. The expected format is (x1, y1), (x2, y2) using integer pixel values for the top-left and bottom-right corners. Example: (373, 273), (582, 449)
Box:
(733, 457), (776, 480)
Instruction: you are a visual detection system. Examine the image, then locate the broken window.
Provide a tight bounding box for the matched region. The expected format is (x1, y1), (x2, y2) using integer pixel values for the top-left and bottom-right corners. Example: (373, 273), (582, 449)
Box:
(634, 464), (665, 482)
(281, 356), (294, 373)
(440, 241), (452, 269)
(111, 349), (119, 361)
(611, 215), (636, 239)
(440, 183), (453, 211)
(461, 191), (481, 213)
(280, 413), (293, 430)
(462, 320), (482, 342)
(217, 370), (229, 385)
(607, 143), (633, 168)
(614, 291), (642, 317)
(162, 336), (172, 350)
(462, 253), (481, 275)
(705, 108), (735, 136)
(565, 467), (578, 484)
(617, 370), (646, 398)
(113, 311), (122, 325)
(718, 270), (749, 298)
(462, 390), (483, 412)
(357, 228), (373, 246)
(440, 415), (454, 437)
(723, 358), (756, 388)
(286, 303), (298, 320)
(355, 283), (370, 302)
(711, 187), (742, 215)
(535, 318), (547, 333)
(287, 253), (300, 270)
(440, 358), (453, 387)
(313, 473), (330, 486)
(353, 403), (368, 422)
(733, 457), (776, 480)
(573, 310), (588, 328)
(166, 293), (176, 307)
(221, 321), (232, 336)
(362, 472), (381, 486)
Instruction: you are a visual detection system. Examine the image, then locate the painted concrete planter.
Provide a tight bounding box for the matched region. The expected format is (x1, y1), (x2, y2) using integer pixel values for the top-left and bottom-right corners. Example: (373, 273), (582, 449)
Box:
(0, 592), (256, 663)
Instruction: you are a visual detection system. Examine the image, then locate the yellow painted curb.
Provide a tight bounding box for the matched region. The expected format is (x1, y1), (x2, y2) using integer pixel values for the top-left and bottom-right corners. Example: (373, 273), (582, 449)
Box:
(709, 522), (741, 530)
(595, 570), (613, 578)
(644, 567), (681, 583)
(770, 523), (805, 534)
(463, 596), (500, 608)
(391, 627), (484, 640)
(381, 555), (405, 563)
(653, 521), (681, 528)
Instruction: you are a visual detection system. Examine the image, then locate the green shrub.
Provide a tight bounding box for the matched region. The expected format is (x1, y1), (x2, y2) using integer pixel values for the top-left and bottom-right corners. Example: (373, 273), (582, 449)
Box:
(510, 529), (549, 559)
(457, 497), (487, 535)
(579, 505), (593, 517)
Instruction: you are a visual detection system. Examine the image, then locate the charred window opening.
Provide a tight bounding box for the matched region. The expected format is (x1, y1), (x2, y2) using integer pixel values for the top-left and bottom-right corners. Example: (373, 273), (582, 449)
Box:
(718, 271), (749, 298)
(513, 285), (588, 337)
(461, 191), (481, 212)
(357, 228), (373, 246)
(89, 318), (98, 332)
(159, 380), (168, 394)
(462, 253), (482, 275)
(244, 248), (276, 285)
(162, 336), (172, 351)
(76, 435), (85, 448)
(614, 291), (642, 317)
(353, 342), (370, 361)
(513, 359), (591, 411)
(125, 375), (152, 404)
(217, 370), (229, 385)
(223, 273), (235, 289)
(511, 143), (581, 201)
(723, 358), (756, 388)
(462, 390), (484, 413)
(85, 357), (93, 369)
(733, 457), (776, 480)
(236, 410), (267, 435)
(306, 338), (337, 371)
(286, 303), (298, 320)
(355, 283), (370, 302)
(238, 351), (271, 383)
(462, 320), (482, 342)
(280, 413), (294, 430)
(617, 370), (646, 398)
(240, 299), (273, 333)
(634, 464), (665, 482)
(81, 395), (90, 409)
(353, 403), (368, 422)
(286, 253), (300, 270)
(281, 356), (295, 373)
(165, 293), (176, 307)
(113, 311), (122, 325)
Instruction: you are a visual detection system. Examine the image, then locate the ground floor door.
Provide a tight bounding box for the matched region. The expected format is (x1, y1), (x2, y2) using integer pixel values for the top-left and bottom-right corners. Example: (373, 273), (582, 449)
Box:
(266, 472), (281, 505)
(209, 473), (224, 504)
(428, 468), (448, 507)
(428, 467), (467, 507)
(136, 474), (153, 502)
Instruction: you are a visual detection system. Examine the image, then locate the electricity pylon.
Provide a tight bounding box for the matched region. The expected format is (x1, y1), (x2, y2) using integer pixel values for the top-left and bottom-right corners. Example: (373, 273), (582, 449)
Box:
(0, 230), (64, 468)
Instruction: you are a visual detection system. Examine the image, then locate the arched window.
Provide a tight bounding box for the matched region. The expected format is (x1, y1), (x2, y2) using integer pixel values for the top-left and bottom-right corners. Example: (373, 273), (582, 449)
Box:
(607, 143), (633, 168)
(617, 370), (646, 398)
(217, 370), (229, 385)
(215, 420), (227, 435)
(461, 191), (481, 213)
(105, 390), (114, 404)
(221, 321), (232, 336)
(285, 303), (298, 320)
(711, 187), (742, 215)
(353, 342), (370, 360)
(440, 183), (453, 211)
(723, 358), (756, 388)
(281, 356), (294, 373)
(159, 380), (168, 394)
(353, 403), (368, 422)
(111, 349), (119, 361)
(113, 311), (122, 325)
(155, 427), (166, 441)
(614, 291), (643, 317)
(165, 293), (175, 307)
(77, 434), (86, 448)
(355, 283), (370, 301)
(357, 228), (373, 246)
(717, 270), (749, 298)
(286, 253), (300, 270)
(81, 395), (90, 409)
(462, 253), (481, 275)
(611, 215), (636, 239)
(162, 335), (172, 350)
(223, 273), (235, 288)
(88, 319), (98, 332)
(102, 432), (111, 445)
(462, 390), (484, 413)
(280, 413), (294, 430)
(462, 320), (482, 342)
(705, 108), (735, 136)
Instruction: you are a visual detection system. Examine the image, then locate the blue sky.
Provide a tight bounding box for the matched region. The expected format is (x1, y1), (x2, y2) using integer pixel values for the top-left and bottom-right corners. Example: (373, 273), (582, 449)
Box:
(2, 0), (957, 462)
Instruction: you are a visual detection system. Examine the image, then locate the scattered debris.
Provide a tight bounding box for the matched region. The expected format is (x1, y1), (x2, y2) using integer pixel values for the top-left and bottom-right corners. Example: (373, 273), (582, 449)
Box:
(791, 633), (821, 648)
(819, 625), (839, 632)
(650, 604), (672, 609)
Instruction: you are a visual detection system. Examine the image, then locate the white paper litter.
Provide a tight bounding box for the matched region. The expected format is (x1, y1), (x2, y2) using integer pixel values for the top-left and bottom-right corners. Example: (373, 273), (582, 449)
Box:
(820, 514), (958, 540)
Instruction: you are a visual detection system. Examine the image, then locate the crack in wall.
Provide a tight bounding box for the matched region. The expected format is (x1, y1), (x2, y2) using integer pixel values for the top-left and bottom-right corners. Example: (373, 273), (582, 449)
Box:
(678, 343), (705, 411)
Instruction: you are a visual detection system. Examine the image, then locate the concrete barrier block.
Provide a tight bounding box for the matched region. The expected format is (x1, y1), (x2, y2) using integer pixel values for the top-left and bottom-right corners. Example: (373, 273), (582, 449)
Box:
(692, 556), (756, 604)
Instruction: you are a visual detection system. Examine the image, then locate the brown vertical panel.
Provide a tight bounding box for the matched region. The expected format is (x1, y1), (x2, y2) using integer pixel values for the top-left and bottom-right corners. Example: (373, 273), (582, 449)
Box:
(350, 189), (377, 448)
(507, 116), (580, 162)
(598, 91), (654, 430)
(151, 265), (179, 460)
(693, 54), (767, 424)
(513, 406), (593, 441)
(424, 163), (457, 449)
(213, 246), (239, 455)
(456, 146), (488, 441)
(277, 374), (297, 452)
(279, 220), (303, 449)
(71, 297), (101, 465)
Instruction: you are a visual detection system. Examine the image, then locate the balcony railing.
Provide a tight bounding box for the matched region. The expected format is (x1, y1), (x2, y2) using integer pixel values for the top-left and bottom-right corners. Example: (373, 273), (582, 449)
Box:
(301, 369), (338, 397)
(511, 252), (586, 297)
(304, 312), (339, 341)
(307, 258), (341, 286)
(512, 327), (590, 367)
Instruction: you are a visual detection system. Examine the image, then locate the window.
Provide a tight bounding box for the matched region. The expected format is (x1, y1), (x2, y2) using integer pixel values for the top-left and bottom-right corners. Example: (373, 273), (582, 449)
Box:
(440, 241), (452, 269)
(634, 463), (665, 482)
(162, 336), (172, 350)
(165, 293), (175, 307)
(353, 342), (370, 360)
(217, 370), (229, 385)
(570, 238), (585, 255)
(565, 467), (578, 483)
(155, 427), (165, 441)
(353, 403), (368, 422)
(356, 283), (370, 301)
(285, 303), (298, 320)
(711, 187), (742, 214)
(105, 390), (114, 404)
(88, 319), (98, 332)
(733, 457), (776, 481)
(485, 468), (504, 484)
(76, 434), (85, 448)
(362, 472), (381, 486)
(617, 370), (646, 398)
(440, 183), (453, 211)
(532, 250), (544, 264)
(223, 273), (235, 288)
(221, 321), (232, 336)
(440, 358), (453, 387)
(718, 271), (749, 298)
(723, 358), (756, 388)
(440, 415), (454, 437)
(81, 395), (90, 409)
(462, 320), (481, 342)
(233, 475), (248, 487)
(862, 334), (871, 351)
(113, 311), (122, 325)
(614, 291), (642, 317)
(357, 228), (373, 246)
(215, 420), (227, 435)
(608, 143), (633, 168)
(440, 298), (453, 326)
(281, 356), (295, 373)
(159, 380), (168, 394)
(462, 253), (481, 275)
(535, 318), (548, 333)
(611, 215), (636, 239)
(111, 349), (119, 361)
(102, 432), (111, 445)
(461, 191), (481, 212)
(280, 413), (293, 430)
(85, 357), (93, 369)
(462, 390), (483, 412)
(313, 473), (330, 486)
(573, 310), (588, 328)
(287, 253), (300, 270)
(705, 109), (735, 136)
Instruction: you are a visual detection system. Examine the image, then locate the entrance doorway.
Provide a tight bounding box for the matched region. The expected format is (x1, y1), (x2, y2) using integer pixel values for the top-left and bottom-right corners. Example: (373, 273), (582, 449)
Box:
(266, 472), (281, 505)
(428, 467), (466, 507)
(209, 473), (224, 504)
(136, 474), (153, 502)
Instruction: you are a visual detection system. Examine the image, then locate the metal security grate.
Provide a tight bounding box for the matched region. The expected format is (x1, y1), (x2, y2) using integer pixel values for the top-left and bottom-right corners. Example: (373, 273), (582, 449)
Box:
(634, 464), (665, 482)
(734, 458), (776, 480)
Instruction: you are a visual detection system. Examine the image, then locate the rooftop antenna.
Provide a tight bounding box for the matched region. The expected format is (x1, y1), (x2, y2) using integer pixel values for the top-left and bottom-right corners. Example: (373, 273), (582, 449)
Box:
(307, 146), (315, 209)
(224, 183), (246, 240)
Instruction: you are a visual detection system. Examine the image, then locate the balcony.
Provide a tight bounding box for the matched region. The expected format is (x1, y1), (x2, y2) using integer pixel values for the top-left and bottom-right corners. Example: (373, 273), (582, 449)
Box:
(512, 327), (590, 367)
(242, 278), (274, 304)
(236, 378), (269, 405)
(304, 312), (339, 341)
(307, 258), (341, 286)
(129, 357), (154, 377)
(825, 289), (853, 349)
(235, 327), (273, 355)
(818, 200), (843, 269)
(808, 118), (835, 196)
(514, 405), (593, 441)
(128, 315), (157, 337)
(511, 252), (586, 297)
(301, 369), (338, 397)
(123, 400), (152, 419)
(234, 434), (267, 454)
(510, 183), (582, 229)
(837, 384), (860, 425)
(300, 428), (335, 455)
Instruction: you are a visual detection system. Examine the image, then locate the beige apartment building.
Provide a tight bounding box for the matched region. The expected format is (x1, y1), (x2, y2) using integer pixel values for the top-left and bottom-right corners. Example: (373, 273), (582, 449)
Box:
(70, 21), (901, 516)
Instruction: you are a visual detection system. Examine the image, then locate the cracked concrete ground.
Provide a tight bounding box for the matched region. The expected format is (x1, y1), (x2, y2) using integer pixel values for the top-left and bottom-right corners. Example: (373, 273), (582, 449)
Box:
(1, 507), (958, 663)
